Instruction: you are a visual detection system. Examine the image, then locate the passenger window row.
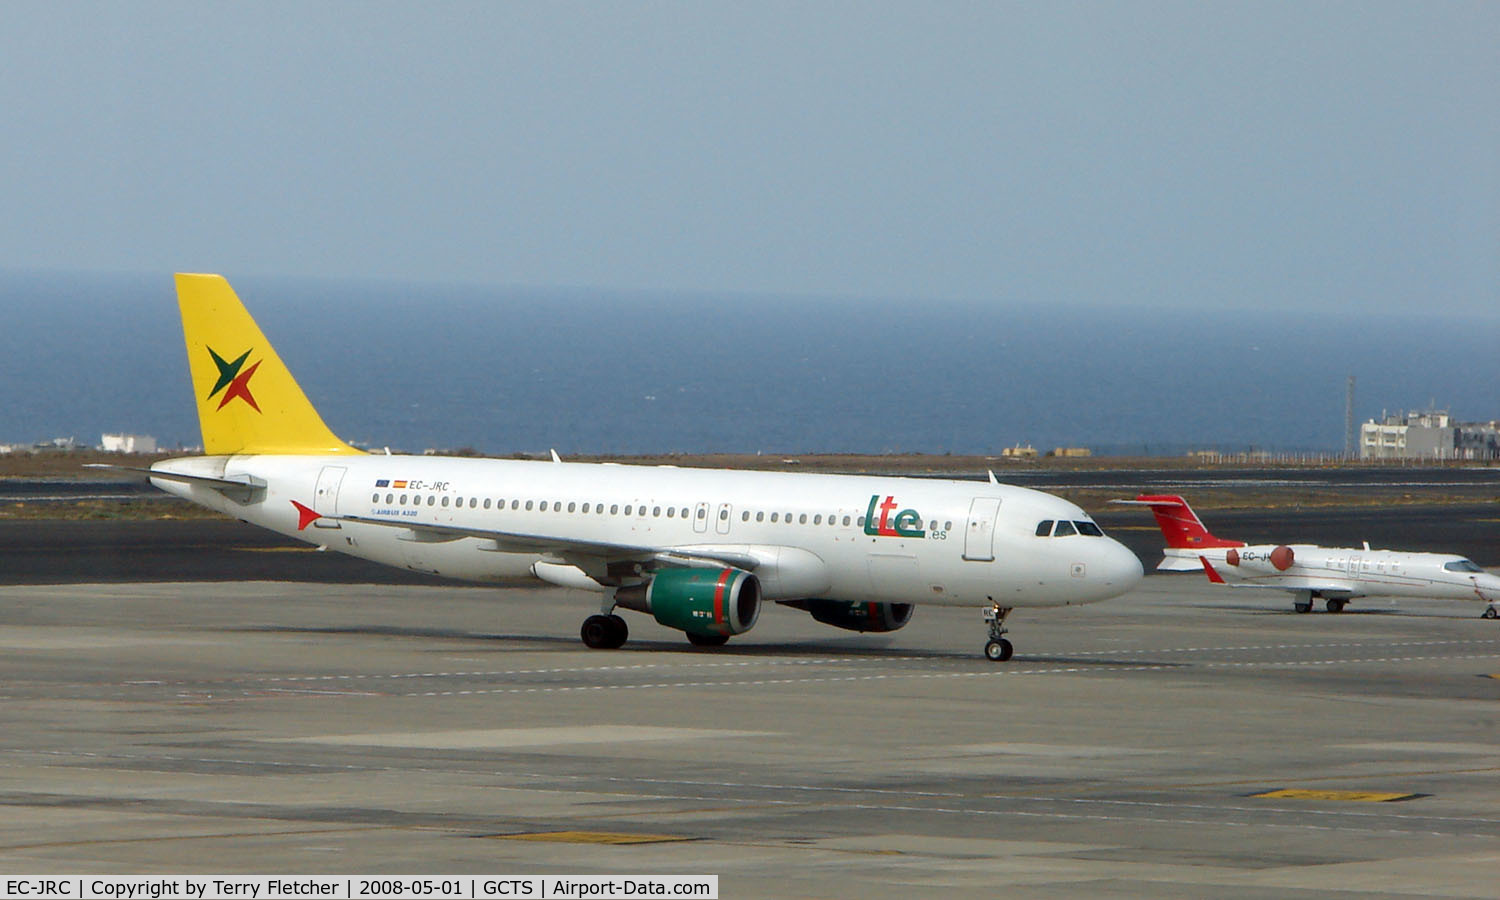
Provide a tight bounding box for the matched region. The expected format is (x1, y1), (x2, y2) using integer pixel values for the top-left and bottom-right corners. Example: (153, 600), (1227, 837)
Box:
(368, 491), (954, 532)
(371, 492), (688, 517)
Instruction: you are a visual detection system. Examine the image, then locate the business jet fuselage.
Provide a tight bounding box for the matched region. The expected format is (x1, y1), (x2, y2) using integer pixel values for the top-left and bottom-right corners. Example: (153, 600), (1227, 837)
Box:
(1120, 494), (1500, 615)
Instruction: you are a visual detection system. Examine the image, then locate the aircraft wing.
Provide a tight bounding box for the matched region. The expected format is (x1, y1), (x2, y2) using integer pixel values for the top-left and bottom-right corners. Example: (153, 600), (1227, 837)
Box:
(1226, 580), (1359, 599)
(332, 514), (761, 572)
(1196, 555), (1359, 598)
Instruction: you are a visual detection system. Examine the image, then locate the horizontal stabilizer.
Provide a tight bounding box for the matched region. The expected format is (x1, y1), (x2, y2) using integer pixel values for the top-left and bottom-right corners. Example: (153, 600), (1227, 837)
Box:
(1156, 556), (1205, 572)
(84, 463), (265, 503)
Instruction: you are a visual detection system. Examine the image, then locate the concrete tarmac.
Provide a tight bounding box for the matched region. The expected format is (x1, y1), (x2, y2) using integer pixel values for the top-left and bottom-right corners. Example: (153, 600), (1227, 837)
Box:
(2, 573), (1498, 897)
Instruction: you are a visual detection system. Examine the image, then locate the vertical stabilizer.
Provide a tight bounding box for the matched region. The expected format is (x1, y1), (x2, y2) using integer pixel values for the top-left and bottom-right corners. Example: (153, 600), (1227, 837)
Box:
(1117, 494), (1244, 549)
(175, 273), (360, 456)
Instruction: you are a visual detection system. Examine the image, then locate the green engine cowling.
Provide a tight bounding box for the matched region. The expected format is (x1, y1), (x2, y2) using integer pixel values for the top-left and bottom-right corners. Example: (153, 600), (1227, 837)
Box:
(615, 567), (762, 637)
(780, 599), (915, 633)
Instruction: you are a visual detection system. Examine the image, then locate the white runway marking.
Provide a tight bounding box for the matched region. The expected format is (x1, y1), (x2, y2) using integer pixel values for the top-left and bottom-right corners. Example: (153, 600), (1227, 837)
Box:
(98, 638), (1500, 691)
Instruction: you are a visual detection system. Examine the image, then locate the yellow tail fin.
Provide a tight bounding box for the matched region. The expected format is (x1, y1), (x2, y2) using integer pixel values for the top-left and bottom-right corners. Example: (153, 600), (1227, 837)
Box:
(175, 273), (361, 456)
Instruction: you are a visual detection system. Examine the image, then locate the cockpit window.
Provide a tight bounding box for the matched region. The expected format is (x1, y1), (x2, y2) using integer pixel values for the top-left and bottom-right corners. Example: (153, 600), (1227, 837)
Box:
(1053, 520), (1077, 537)
(1075, 520), (1103, 537)
(1035, 520), (1053, 537)
(1444, 559), (1484, 573)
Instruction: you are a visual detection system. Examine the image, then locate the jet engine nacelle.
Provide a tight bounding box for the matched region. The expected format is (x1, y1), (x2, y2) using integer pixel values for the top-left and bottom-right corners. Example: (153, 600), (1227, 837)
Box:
(1225, 546), (1295, 571)
(780, 599), (915, 633)
(615, 567), (762, 637)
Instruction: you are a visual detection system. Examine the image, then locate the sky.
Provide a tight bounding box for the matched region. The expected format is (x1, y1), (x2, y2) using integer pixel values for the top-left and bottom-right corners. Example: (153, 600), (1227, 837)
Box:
(0, 2), (1495, 315)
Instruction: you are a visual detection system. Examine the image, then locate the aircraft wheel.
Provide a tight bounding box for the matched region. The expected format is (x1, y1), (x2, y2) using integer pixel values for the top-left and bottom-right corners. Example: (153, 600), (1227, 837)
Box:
(1293, 602), (1312, 614)
(687, 632), (730, 647)
(604, 614), (629, 648)
(1483, 607), (1498, 620)
(581, 614), (622, 649)
(1326, 599), (1347, 614)
(984, 638), (1014, 661)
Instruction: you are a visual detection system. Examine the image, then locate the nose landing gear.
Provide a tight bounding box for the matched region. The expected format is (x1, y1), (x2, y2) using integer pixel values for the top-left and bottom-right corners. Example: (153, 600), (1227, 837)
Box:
(983, 603), (1014, 661)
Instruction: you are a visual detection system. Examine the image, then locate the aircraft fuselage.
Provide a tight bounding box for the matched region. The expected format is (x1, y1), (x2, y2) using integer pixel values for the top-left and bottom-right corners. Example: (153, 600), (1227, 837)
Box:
(1165, 544), (1500, 603)
(153, 453), (1143, 610)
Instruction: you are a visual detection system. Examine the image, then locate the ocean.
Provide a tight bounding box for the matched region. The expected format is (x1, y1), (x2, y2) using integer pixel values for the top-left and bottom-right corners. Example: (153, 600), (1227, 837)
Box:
(2, 270), (1496, 456)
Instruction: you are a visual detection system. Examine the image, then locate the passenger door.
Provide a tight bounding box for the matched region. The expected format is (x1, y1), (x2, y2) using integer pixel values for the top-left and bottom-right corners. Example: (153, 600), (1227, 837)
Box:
(963, 497), (1002, 562)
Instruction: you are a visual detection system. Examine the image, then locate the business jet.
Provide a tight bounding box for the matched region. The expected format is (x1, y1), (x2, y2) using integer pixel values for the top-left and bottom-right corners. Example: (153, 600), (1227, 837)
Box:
(1116, 494), (1500, 615)
(105, 274), (1143, 660)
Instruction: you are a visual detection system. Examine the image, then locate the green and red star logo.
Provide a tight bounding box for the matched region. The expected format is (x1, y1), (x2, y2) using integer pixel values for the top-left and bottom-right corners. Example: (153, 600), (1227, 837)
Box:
(206, 346), (262, 412)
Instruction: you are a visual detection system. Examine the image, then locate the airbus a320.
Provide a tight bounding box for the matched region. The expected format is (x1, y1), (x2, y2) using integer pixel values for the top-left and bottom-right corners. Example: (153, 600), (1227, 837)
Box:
(109, 274), (1143, 659)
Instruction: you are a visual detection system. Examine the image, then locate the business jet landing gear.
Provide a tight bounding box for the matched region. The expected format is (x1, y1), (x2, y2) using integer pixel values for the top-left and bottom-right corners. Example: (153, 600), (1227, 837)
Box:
(1292, 591), (1313, 614)
(1325, 598), (1347, 614)
(1482, 605), (1498, 620)
(983, 603), (1014, 661)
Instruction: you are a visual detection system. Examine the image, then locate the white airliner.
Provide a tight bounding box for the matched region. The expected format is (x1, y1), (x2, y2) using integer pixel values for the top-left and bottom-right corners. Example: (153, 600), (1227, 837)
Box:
(112, 274), (1143, 660)
(1117, 494), (1500, 616)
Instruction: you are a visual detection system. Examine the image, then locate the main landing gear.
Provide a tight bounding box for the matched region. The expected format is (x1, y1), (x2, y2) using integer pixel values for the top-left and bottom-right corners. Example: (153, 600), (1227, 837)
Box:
(1482, 606), (1498, 620)
(1292, 591), (1348, 614)
(983, 603), (1014, 661)
(581, 587), (630, 649)
(580, 613), (628, 649)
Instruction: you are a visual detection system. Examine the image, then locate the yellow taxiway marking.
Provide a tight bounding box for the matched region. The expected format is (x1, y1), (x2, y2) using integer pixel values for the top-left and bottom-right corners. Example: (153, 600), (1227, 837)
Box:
(1250, 789), (1421, 803)
(488, 831), (695, 845)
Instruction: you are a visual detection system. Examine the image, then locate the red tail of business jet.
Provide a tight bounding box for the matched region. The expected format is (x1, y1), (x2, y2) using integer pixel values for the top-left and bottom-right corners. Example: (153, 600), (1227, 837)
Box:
(1117, 495), (1245, 551)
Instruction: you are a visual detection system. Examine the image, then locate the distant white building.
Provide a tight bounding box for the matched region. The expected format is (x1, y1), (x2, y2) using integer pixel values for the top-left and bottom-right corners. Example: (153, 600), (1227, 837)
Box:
(1360, 411), (1500, 460)
(100, 433), (158, 453)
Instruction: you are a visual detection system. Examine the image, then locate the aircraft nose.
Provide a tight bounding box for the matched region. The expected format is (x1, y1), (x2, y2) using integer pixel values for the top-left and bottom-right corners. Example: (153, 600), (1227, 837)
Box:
(1091, 539), (1143, 598)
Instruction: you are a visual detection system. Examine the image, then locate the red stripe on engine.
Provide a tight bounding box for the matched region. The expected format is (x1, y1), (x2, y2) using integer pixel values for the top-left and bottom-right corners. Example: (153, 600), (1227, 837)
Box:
(713, 569), (732, 631)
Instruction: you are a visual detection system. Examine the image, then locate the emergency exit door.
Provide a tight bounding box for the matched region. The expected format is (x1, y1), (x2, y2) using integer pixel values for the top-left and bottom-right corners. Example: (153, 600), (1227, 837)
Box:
(312, 466), (345, 528)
